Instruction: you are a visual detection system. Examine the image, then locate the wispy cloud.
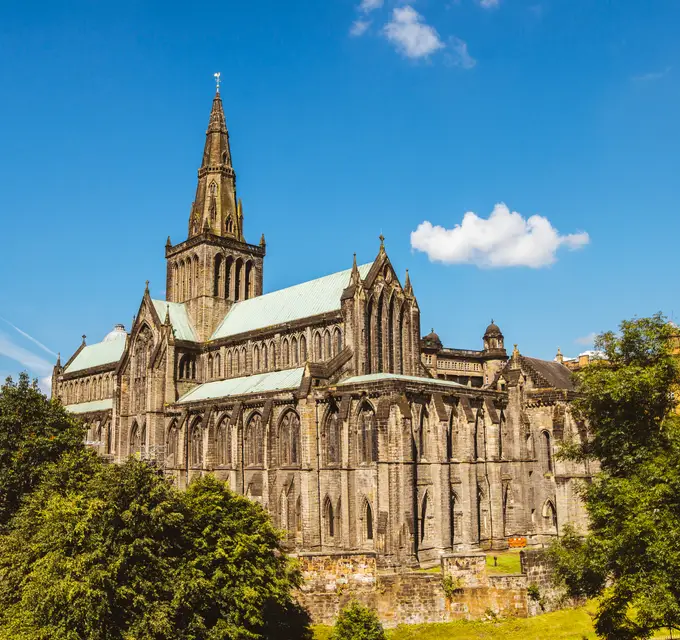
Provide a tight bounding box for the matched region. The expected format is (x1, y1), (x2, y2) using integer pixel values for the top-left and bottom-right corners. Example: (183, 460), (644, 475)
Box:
(0, 331), (54, 377)
(350, 19), (371, 37)
(0, 317), (57, 357)
(383, 6), (445, 59)
(478, 0), (500, 8)
(632, 66), (671, 82)
(359, 0), (383, 11)
(411, 202), (590, 268)
(446, 36), (476, 69)
(574, 332), (597, 346)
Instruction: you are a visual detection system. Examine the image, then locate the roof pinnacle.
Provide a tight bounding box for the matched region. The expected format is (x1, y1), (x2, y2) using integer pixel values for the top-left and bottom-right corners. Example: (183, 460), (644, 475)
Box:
(81, 335), (87, 345)
(213, 71), (221, 94)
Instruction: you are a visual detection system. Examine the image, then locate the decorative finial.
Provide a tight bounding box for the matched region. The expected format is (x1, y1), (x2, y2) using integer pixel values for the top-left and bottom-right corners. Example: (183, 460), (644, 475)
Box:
(513, 343), (520, 358)
(81, 334), (86, 345)
(145, 280), (149, 293)
(214, 72), (221, 93)
(56, 352), (61, 367)
(165, 304), (171, 326)
(353, 252), (357, 268)
(379, 233), (385, 248)
(260, 233), (266, 247)
(166, 236), (172, 248)
(491, 318), (494, 324)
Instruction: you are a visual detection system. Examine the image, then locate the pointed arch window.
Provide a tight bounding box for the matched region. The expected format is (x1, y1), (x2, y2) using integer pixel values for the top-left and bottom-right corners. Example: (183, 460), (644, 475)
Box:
(300, 335), (307, 361)
(190, 419), (203, 468)
(234, 258), (243, 301)
(282, 339), (290, 367)
(313, 332), (322, 361)
(253, 345), (260, 372)
(270, 343), (276, 369)
(130, 421), (141, 457)
(542, 431), (553, 472)
(334, 327), (342, 357)
(227, 350), (233, 377)
(245, 261), (253, 299)
(225, 216), (234, 234)
(420, 492), (429, 543)
(358, 403), (378, 463)
(279, 411), (301, 466)
(291, 337), (298, 365)
(324, 496), (335, 539)
(216, 417), (231, 466)
(225, 256), (233, 299)
(214, 352), (221, 378)
(325, 409), (341, 466)
(387, 294), (395, 373)
(262, 344), (268, 370)
(364, 500), (374, 541)
(245, 413), (264, 466)
(365, 298), (373, 374)
(419, 406), (429, 461)
(166, 421), (180, 467)
(214, 255), (223, 297)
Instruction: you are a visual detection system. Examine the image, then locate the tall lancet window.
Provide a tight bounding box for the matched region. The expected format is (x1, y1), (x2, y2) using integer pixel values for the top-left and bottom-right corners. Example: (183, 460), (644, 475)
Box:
(208, 181), (218, 224)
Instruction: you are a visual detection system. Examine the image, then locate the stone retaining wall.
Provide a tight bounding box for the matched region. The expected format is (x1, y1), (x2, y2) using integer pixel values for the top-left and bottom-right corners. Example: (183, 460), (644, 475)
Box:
(296, 552), (530, 627)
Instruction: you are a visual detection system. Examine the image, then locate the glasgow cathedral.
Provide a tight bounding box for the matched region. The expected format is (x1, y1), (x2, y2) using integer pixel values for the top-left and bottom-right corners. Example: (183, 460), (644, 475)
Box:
(52, 86), (591, 567)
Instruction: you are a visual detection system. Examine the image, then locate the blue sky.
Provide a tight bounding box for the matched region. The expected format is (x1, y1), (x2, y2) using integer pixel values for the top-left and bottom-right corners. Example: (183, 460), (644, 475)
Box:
(1, 0), (679, 391)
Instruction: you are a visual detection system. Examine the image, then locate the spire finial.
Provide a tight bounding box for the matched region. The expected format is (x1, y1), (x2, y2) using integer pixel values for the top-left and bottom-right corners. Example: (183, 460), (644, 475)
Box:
(379, 233), (385, 249)
(260, 233), (266, 247)
(404, 268), (412, 295)
(165, 304), (171, 326)
(214, 72), (221, 93)
(491, 318), (494, 324)
(145, 280), (149, 293)
(513, 344), (520, 358)
(82, 334), (87, 345)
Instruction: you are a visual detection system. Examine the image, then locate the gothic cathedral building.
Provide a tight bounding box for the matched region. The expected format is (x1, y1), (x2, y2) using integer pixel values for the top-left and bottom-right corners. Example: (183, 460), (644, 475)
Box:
(51, 87), (591, 567)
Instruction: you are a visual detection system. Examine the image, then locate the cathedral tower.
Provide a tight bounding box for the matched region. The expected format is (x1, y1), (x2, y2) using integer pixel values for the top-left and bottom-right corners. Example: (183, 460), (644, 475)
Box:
(165, 79), (266, 340)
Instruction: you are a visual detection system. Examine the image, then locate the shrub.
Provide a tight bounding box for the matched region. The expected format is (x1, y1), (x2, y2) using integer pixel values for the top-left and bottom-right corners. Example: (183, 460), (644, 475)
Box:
(330, 601), (386, 640)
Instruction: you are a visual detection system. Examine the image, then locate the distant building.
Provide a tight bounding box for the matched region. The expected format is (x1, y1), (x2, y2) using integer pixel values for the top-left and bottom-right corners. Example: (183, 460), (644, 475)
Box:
(52, 88), (592, 565)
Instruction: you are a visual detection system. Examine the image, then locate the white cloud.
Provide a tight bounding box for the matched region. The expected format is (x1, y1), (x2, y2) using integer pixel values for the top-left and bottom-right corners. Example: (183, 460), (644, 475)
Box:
(383, 6), (445, 59)
(0, 331), (54, 377)
(574, 332), (597, 346)
(447, 37), (476, 69)
(359, 0), (383, 11)
(410, 202), (590, 268)
(632, 66), (671, 82)
(350, 19), (371, 37)
(479, 0), (500, 8)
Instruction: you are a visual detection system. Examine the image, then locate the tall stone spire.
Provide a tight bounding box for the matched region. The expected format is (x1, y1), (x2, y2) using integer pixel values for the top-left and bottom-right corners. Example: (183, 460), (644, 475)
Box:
(187, 81), (241, 241)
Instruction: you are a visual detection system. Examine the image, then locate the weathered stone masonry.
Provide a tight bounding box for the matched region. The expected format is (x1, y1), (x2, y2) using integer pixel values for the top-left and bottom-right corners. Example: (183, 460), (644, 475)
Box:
(52, 87), (593, 578)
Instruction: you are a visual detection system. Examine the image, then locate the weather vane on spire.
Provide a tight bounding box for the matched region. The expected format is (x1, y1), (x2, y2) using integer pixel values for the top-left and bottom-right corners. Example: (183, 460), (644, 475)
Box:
(214, 72), (221, 93)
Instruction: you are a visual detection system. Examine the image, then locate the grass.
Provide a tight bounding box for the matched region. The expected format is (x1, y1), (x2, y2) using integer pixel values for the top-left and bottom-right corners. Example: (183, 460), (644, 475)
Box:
(313, 605), (599, 639)
(312, 602), (677, 639)
(485, 549), (523, 574)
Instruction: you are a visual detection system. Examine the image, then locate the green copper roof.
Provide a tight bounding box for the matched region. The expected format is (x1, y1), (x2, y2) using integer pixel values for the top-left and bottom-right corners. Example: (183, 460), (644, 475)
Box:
(211, 263), (373, 340)
(338, 373), (466, 388)
(152, 300), (198, 342)
(177, 367), (305, 404)
(64, 398), (113, 414)
(64, 335), (126, 374)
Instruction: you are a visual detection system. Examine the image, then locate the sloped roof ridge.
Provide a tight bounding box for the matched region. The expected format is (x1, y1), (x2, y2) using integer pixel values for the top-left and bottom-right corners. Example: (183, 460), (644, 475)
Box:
(211, 262), (373, 340)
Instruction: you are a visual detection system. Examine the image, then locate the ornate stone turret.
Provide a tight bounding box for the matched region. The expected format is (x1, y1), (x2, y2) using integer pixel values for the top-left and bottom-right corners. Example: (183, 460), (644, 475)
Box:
(482, 319), (508, 387)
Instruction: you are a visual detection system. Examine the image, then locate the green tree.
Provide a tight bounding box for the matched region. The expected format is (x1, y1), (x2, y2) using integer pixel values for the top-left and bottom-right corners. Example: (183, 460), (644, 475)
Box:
(330, 601), (386, 640)
(551, 314), (680, 639)
(0, 373), (85, 527)
(0, 457), (309, 640)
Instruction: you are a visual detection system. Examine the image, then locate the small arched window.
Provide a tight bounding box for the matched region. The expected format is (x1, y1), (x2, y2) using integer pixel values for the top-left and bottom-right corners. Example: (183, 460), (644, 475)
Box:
(313, 332), (322, 361)
(300, 335), (307, 362)
(216, 417), (231, 466)
(291, 337), (298, 365)
(262, 344), (268, 370)
(190, 419), (203, 467)
(282, 339), (290, 367)
(420, 492), (429, 543)
(364, 500), (374, 541)
(245, 413), (264, 466)
(324, 497), (335, 539)
(358, 403), (378, 463)
(253, 345), (260, 372)
(334, 327), (342, 356)
(166, 421), (180, 467)
(214, 352), (221, 378)
(542, 431), (553, 472)
(324, 331), (331, 361)
(419, 406), (429, 461)
(279, 411), (301, 466)
(325, 409), (341, 466)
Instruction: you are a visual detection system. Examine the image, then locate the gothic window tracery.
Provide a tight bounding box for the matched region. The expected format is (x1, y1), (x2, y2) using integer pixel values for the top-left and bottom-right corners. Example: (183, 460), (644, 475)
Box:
(216, 417), (231, 466)
(190, 418), (203, 467)
(358, 403), (378, 463)
(278, 411), (301, 466)
(245, 413), (264, 466)
(324, 408), (341, 466)
(179, 354), (197, 379)
(166, 421), (180, 467)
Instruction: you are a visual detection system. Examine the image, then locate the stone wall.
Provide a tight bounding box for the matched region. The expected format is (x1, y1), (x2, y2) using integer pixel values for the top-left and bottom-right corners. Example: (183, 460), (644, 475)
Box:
(520, 549), (582, 615)
(296, 552), (529, 627)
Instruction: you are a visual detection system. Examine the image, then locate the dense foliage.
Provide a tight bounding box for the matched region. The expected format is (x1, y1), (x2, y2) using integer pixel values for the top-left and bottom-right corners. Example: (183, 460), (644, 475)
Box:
(330, 601), (386, 640)
(0, 375), (310, 639)
(551, 314), (680, 639)
(0, 373), (85, 527)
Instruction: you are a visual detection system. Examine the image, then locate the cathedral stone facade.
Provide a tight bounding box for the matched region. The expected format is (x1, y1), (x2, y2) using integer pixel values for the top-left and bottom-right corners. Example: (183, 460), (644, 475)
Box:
(52, 88), (591, 567)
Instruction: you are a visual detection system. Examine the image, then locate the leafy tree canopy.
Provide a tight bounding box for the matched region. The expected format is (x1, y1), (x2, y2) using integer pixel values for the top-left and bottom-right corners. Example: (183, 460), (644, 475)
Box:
(0, 457), (310, 640)
(0, 373), (84, 527)
(330, 601), (386, 640)
(551, 314), (680, 639)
